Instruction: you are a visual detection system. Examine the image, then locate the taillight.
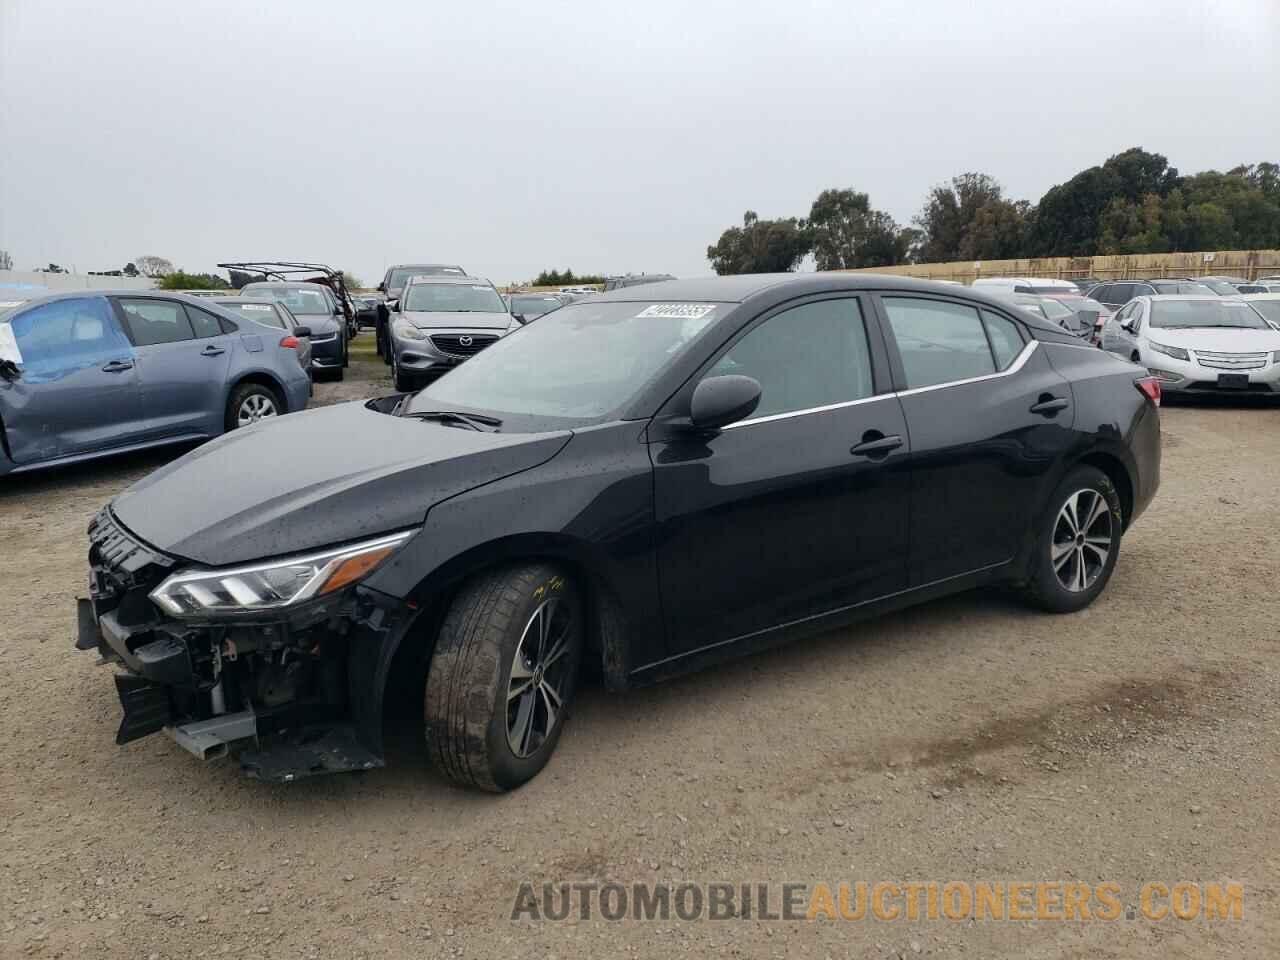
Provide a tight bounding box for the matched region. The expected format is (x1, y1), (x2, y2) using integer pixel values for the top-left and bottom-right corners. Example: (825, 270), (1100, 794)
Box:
(280, 335), (300, 350)
(1135, 376), (1162, 407)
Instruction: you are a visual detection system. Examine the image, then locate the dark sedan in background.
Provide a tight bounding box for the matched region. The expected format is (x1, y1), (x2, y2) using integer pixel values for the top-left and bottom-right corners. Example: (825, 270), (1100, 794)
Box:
(505, 293), (564, 324)
(1, 291), (310, 476)
(240, 281), (349, 380)
(78, 274), (1159, 793)
(213, 298), (313, 374)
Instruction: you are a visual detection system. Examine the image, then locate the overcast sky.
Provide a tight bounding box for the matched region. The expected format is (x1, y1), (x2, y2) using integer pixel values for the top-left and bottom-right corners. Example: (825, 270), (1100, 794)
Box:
(1, 0), (1277, 285)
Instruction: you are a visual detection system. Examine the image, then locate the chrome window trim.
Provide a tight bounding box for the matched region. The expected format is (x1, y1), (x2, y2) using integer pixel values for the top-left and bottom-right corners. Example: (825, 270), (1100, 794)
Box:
(723, 392), (892, 430)
(721, 340), (1040, 429)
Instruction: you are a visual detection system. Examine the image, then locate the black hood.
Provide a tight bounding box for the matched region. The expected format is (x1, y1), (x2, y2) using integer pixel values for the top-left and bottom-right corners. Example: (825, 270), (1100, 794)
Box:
(112, 402), (571, 566)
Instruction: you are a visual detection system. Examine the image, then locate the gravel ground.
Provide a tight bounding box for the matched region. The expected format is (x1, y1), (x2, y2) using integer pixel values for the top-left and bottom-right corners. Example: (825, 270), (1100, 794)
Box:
(2, 340), (1278, 958)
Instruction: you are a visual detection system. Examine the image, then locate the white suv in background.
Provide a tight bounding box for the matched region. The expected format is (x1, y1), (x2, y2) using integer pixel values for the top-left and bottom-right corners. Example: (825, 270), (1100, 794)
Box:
(1099, 296), (1280, 395)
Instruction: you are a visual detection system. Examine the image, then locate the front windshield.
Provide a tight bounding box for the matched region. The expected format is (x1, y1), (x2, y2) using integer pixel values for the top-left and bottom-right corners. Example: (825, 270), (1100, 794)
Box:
(389, 266), (465, 289)
(246, 285), (331, 315)
(1150, 300), (1270, 330)
(408, 300), (727, 420)
(1247, 300), (1280, 328)
(1199, 280), (1239, 295)
(403, 283), (506, 314)
(510, 296), (561, 316)
(1151, 281), (1215, 295)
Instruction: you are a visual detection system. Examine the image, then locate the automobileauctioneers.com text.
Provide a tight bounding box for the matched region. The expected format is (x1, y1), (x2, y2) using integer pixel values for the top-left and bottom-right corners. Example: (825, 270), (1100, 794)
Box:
(512, 880), (1243, 923)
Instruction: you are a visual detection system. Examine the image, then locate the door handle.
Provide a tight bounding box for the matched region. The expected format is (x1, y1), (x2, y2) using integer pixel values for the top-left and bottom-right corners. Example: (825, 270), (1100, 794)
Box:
(850, 431), (903, 460)
(1030, 396), (1070, 416)
(201, 345), (226, 357)
(101, 360), (133, 373)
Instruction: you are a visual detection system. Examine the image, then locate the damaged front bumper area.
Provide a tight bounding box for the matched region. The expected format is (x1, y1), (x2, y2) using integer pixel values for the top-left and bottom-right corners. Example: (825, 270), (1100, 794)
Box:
(76, 508), (411, 782)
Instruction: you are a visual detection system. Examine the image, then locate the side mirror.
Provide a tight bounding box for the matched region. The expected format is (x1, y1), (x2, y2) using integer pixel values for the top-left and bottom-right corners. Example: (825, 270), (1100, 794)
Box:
(687, 375), (762, 431)
(376, 283), (386, 293)
(1121, 319), (1136, 333)
(294, 326), (312, 338)
(512, 313), (527, 325)
(390, 300), (401, 313)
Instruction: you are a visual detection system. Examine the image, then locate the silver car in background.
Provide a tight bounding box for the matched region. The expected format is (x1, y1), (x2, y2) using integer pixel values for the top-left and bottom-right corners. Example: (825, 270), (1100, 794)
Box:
(388, 275), (515, 391)
(1099, 295), (1280, 395)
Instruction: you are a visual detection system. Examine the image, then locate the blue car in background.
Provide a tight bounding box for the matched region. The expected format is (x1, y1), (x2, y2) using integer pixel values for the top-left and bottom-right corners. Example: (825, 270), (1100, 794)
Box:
(0, 291), (312, 476)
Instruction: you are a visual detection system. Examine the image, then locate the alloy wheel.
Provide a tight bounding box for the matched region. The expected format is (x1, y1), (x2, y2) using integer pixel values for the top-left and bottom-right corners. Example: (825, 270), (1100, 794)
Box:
(506, 596), (574, 758)
(237, 393), (278, 426)
(1051, 488), (1113, 593)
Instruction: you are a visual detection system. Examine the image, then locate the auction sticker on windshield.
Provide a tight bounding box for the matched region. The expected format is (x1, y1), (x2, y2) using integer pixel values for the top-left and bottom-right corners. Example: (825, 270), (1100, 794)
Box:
(240, 304), (273, 311)
(636, 304), (716, 321)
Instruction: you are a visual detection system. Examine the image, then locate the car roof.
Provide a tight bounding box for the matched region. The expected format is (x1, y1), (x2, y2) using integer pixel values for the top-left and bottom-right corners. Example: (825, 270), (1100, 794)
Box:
(387, 263), (465, 272)
(1142, 295), (1239, 301)
(241, 280), (329, 289)
(590, 272), (1075, 338)
(1239, 292), (1280, 300)
(213, 296), (279, 305)
(404, 274), (490, 286)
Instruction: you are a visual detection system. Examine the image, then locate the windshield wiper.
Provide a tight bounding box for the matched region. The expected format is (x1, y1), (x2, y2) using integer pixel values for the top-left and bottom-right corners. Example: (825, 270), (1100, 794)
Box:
(402, 410), (502, 431)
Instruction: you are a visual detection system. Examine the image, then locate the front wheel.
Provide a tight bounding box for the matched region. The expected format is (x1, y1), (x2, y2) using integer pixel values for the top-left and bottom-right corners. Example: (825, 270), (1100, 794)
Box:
(1020, 465), (1122, 613)
(425, 565), (583, 792)
(393, 351), (416, 393)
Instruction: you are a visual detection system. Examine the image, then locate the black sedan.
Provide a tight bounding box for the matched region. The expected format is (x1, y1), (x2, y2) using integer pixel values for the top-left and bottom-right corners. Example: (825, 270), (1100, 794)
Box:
(77, 274), (1161, 792)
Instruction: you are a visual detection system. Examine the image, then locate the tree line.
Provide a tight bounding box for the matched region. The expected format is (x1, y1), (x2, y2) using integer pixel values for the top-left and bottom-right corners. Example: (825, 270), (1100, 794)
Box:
(532, 268), (605, 286)
(707, 149), (1280, 274)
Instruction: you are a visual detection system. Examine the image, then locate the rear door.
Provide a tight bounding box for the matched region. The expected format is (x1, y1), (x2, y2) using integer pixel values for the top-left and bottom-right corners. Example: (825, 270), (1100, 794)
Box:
(114, 298), (233, 438)
(875, 295), (1077, 586)
(649, 294), (911, 655)
(1, 296), (142, 462)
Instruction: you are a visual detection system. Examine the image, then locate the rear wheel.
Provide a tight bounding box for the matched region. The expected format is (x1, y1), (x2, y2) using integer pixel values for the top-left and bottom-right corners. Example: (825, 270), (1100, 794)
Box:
(425, 565), (583, 792)
(225, 383), (281, 431)
(1020, 465), (1122, 613)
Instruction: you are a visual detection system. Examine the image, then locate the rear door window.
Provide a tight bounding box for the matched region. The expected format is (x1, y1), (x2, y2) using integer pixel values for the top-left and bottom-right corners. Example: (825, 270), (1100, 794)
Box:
(185, 305), (225, 339)
(882, 297), (997, 389)
(118, 299), (195, 346)
(981, 310), (1026, 369)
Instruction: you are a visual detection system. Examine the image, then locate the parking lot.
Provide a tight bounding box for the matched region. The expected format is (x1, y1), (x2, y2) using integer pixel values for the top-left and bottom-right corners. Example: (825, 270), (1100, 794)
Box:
(2, 335), (1277, 958)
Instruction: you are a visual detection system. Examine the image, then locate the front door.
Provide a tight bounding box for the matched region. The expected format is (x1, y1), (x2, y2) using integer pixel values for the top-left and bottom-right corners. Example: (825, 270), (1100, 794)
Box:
(1, 296), (142, 463)
(648, 295), (911, 658)
(114, 298), (232, 438)
(876, 295), (1076, 586)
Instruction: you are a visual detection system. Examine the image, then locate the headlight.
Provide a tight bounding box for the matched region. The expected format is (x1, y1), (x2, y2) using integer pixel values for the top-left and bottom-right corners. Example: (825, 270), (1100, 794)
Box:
(149, 531), (413, 617)
(1148, 341), (1189, 362)
(394, 320), (427, 340)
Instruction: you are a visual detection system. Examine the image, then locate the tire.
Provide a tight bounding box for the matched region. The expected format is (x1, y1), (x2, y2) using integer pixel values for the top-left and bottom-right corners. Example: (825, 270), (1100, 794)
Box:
(225, 382), (282, 431)
(341, 335), (350, 368)
(393, 352), (416, 393)
(425, 565), (584, 792)
(1020, 465), (1123, 613)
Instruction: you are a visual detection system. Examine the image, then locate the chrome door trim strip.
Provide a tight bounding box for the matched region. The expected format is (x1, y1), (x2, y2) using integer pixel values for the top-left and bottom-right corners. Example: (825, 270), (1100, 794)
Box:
(721, 340), (1041, 430)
